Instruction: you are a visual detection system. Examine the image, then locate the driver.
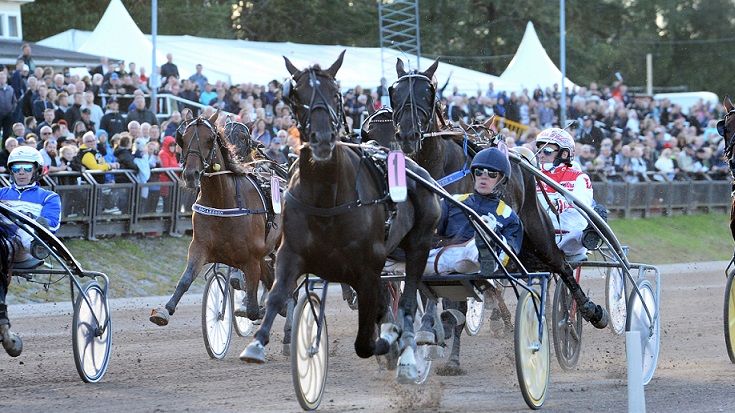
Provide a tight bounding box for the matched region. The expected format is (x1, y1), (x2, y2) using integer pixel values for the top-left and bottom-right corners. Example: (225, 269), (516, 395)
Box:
(426, 146), (523, 275)
(0, 146), (61, 357)
(534, 127), (593, 261)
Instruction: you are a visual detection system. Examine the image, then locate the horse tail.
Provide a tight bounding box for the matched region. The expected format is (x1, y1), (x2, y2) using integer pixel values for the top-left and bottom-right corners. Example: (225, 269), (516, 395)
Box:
(0, 220), (15, 282)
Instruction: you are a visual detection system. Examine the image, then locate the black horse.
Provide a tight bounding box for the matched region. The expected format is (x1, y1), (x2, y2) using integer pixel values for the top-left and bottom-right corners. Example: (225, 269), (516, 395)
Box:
(718, 96), (735, 241)
(240, 52), (441, 383)
(389, 60), (609, 371)
(0, 220), (23, 357)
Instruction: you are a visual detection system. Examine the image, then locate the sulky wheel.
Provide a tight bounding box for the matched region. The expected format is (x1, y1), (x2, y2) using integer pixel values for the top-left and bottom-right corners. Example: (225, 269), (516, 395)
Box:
(514, 289), (550, 410)
(201, 271), (233, 359)
(292, 291), (329, 411)
(232, 281), (267, 337)
(605, 266), (627, 335)
(72, 280), (112, 383)
(464, 296), (485, 336)
(724, 269), (735, 363)
(626, 279), (660, 385)
(551, 281), (582, 370)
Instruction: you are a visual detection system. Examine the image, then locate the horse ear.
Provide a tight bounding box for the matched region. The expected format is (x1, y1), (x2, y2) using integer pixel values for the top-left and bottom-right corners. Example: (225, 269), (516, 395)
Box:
(396, 58), (407, 77)
(367, 104), (376, 115)
(183, 108), (194, 122)
(209, 108), (220, 125)
(484, 115), (497, 132)
(725, 96), (734, 112)
(423, 59), (439, 80)
(325, 50), (346, 79)
(284, 56), (300, 77)
(459, 118), (469, 131)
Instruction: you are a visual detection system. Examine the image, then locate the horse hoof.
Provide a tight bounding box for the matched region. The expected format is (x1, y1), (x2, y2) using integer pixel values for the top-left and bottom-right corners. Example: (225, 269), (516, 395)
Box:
(415, 330), (437, 346)
(282, 342), (291, 357)
(233, 306), (248, 318)
(423, 344), (445, 360)
(0, 325), (22, 358)
(149, 308), (170, 326)
(396, 346), (418, 384)
(440, 309), (466, 327)
(240, 340), (266, 364)
(581, 301), (608, 329)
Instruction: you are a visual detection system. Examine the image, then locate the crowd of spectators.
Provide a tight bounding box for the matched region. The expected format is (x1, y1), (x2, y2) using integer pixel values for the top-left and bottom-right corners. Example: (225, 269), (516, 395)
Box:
(0, 42), (729, 203)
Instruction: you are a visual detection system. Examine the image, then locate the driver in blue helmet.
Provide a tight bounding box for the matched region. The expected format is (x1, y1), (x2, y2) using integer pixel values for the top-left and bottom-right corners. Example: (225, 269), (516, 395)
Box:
(426, 146), (523, 276)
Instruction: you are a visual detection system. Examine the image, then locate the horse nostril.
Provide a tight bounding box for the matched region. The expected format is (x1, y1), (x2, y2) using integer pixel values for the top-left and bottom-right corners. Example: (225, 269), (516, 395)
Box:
(309, 132), (317, 141)
(413, 132), (421, 140)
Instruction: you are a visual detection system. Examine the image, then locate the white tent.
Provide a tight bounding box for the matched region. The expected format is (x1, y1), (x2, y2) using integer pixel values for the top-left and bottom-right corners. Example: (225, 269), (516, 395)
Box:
(38, 0), (521, 95)
(500, 21), (577, 91)
(78, 0), (165, 75)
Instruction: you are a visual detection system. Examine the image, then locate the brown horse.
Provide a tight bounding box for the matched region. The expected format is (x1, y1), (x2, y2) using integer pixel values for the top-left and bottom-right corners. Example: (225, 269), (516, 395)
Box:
(718, 96), (735, 241)
(240, 52), (441, 384)
(149, 110), (282, 326)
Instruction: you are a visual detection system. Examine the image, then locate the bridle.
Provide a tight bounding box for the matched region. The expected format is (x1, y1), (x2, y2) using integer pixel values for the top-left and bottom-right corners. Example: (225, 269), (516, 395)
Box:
(285, 68), (345, 139)
(719, 109), (735, 160)
(179, 118), (222, 179)
(390, 73), (437, 148)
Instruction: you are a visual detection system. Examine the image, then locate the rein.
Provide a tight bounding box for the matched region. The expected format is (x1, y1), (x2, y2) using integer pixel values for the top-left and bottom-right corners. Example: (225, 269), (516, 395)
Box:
(391, 73), (437, 150)
(180, 118), (220, 179)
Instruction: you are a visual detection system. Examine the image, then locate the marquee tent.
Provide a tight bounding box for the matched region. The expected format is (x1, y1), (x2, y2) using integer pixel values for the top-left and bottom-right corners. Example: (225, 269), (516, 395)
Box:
(500, 21), (578, 91)
(38, 0), (521, 94)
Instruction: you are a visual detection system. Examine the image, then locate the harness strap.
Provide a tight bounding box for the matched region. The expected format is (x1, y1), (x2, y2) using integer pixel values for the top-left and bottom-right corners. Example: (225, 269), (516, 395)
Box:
(192, 203), (267, 217)
(285, 191), (389, 218)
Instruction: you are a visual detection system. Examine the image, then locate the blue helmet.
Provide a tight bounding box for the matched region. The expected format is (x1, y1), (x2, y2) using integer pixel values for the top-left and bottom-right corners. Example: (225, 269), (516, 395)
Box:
(471, 147), (511, 178)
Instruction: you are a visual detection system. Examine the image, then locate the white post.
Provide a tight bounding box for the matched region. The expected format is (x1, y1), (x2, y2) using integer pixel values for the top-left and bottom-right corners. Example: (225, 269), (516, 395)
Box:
(626, 331), (646, 413)
(646, 53), (653, 97)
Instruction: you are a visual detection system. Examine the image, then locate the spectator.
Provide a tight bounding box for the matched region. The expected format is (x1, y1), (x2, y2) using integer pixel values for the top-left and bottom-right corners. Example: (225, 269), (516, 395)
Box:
(82, 91), (104, 129)
(72, 120), (87, 141)
(80, 108), (95, 133)
(40, 139), (64, 172)
(252, 118), (271, 146)
(265, 136), (287, 164)
(65, 92), (84, 127)
(133, 138), (152, 208)
(188, 64), (207, 91)
(18, 43), (35, 73)
(199, 83), (217, 106)
(99, 96), (125, 136)
(164, 111), (182, 137)
(0, 71), (18, 139)
(158, 135), (178, 211)
(654, 147), (678, 181)
(37, 108), (55, 132)
(0, 137), (18, 171)
(160, 53), (179, 81)
(37, 125), (53, 149)
(113, 134), (137, 172)
(127, 95), (158, 125)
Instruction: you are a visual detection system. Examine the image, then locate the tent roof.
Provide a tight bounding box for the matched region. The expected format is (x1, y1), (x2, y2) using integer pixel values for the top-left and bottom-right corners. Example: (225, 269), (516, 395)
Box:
(0, 39), (104, 67)
(500, 21), (577, 91)
(77, 0), (165, 74)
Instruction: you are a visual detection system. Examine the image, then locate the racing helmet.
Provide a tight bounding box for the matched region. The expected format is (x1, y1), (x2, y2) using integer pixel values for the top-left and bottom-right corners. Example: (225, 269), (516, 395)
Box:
(536, 127), (575, 160)
(7, 146), (44, 183)
(471, 147), (511, 178)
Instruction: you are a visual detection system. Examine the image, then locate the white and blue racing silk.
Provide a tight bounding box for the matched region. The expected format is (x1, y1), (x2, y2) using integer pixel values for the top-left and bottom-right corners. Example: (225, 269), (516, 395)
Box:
(0, 184), (62, 233)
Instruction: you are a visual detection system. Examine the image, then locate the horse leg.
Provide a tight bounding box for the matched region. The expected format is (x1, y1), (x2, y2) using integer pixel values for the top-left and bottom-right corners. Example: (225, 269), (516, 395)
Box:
(149, 249), (206, 326)
(0, 274), (22, 357)
(439, 299), (466, 374)
(240, 249), (300, 363)
(282, 292), (296, 356)
(241, 259), (262, 321)
(395, 248), (425, 384)
(354, 282), (382, 359)
(558, 264), (608, 329)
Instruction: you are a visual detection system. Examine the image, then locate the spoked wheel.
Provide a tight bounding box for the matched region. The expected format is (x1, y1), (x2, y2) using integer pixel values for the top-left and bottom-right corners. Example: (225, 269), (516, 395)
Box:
(515, 289), (550, 410)
(626, 279), (660, 385)
(72, 280), (112, 383)
(551, 281), (582, 370)
(292, 291), (329, 411)
(605, 266), (627, 335)
(413, 292), (432, 384)
(232, 282), (266, 337)
(464, 296), (485, 336)
(202, 271), (233, 359)
(724, 269), (735, 363)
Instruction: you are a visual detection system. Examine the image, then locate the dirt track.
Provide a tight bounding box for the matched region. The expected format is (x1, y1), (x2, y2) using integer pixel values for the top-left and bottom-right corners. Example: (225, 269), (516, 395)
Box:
(2, 262), (735, 413)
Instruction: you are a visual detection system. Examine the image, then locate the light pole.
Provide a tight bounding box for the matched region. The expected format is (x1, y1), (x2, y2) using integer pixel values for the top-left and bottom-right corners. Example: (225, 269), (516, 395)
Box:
(560, 0), (567, 127)
(151, 0), (158, 114)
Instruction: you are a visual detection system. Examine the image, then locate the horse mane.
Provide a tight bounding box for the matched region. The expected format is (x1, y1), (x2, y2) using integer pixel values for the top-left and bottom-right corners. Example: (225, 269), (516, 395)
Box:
(0, 221), (15, 280)
(217, 121), (260, 174)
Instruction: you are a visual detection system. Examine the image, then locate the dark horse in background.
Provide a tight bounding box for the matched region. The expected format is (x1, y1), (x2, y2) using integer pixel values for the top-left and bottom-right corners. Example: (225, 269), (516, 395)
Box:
(386, 59), (609, 371)
(0, 220), (22, 357)
(718, 97), (735, 242)
(240, 51), (441, 383)
(149, 110), (283, 328)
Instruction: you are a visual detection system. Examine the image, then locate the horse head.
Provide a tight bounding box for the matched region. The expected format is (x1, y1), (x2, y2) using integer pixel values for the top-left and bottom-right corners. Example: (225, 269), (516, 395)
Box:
(283, 51), (345, 162)
(718, 96), (735, 162)
(459, 116), (498, 146)
(390, 58), (439, 155)
(179, 110), (222, 189)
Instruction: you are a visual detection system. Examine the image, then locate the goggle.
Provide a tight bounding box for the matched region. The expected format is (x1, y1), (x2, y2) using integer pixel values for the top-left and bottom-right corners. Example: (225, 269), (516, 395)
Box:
(10, 165), (34, 174)
(538, 147), (558, 155)
(473, 168), (500, 178)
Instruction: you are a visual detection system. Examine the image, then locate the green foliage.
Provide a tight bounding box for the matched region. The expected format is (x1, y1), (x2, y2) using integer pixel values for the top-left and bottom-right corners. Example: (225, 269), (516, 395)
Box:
(20, 0), (735, 98)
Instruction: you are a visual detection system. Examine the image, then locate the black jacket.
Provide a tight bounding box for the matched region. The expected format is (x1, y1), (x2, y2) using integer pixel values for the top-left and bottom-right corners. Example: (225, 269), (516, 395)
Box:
(100, 111), (126, 136)
(113, 147), (138, 173)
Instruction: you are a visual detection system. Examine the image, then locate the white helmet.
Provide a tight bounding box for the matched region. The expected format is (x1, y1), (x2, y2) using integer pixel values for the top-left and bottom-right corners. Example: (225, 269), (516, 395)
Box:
(536, 127), (575, 159)
(8, 146), (44, 169)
